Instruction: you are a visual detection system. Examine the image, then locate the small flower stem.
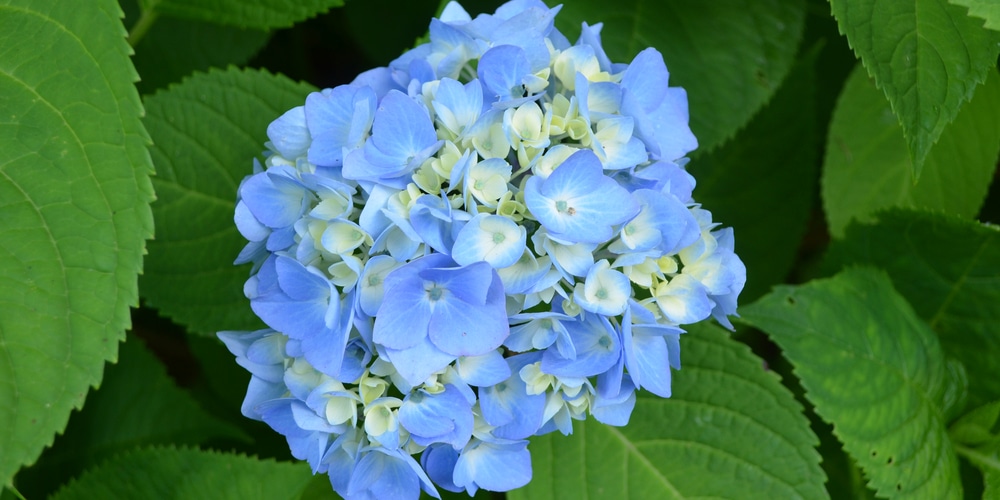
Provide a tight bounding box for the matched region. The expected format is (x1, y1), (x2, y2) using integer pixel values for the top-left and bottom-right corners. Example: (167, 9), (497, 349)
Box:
(127, 8), (159, 47)
(954, 443), (1000, 471)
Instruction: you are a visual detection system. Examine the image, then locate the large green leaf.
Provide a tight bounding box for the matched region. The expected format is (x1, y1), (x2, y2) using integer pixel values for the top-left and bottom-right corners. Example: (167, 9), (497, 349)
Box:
(826, 209), (1000, 407)
(140, 67), (316, 335)
(509, 323), (826, 500)
(0, 0), (154, 485)
(949, 0), (1000, 31)
(692, 48), (819, 302)
(741, 268), (962, 499)
(553, 0), (806, 153)
(50, 447), (313, 499)
(822, 64), (1000, 237)
(12, 336), (248, 497)
(144, 0), (344, 29)
(829, 0), (1000, 176)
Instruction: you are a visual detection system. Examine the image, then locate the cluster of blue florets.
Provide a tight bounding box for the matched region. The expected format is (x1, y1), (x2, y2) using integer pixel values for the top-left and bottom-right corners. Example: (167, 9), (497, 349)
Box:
(219, 1), (746, 498)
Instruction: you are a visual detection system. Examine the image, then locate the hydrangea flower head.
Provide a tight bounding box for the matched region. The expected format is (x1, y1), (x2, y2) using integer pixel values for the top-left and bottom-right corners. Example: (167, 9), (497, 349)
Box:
(222, 2), (746, 497)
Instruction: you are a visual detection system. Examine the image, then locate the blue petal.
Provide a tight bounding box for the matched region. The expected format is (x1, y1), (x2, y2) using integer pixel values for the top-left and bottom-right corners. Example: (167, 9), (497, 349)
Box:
(301, 291), (354, 378)
(305, 85), (376, 166)
(456, 350), (511, 387)
(592, 376), (636, 426)
(418, 260), (492, 305)
(426, 266), (509, 357)
(323, 428), (363, 496)
(576, 21), (613, 71)
(339, 337), (371, 383)
(496, 249), (552, 294)
(620, 48), (670, 114)
(421, 444), (463, 493)
(453, 440), (532, 494)
(626, 325), (676, 397)
(452, 214), (526, 268)
(240, 167), (310, 229)
(524, 149), (639, 243)
(274, 256), (330, 302)
(372, 279), (432, 350)
(621, 49), (697, 160)
(241, 376), (286, 420)
(382, 335), (457, 386)
(250, 286), (331, 346)
(348, 450), (422, 500)
(234, 200), (269, 242)
(342, 90), (442, 183)
(431, 78), (483, 137)
(409, 194), (464, 255)
(541, 314), (621, 377)
(358, 255), (401, 317)
(487, 6), (558, 70)
(399, 385), (473, 448)
(506, 312), (572, 353)
(426, 302), (505, 356)
(478, 353), (546, 439)
(266, 106), (310, 158)
(478, 45), (530, 105)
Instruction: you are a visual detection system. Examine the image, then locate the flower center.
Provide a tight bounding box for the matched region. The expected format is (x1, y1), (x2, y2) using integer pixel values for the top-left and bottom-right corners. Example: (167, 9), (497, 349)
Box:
(556, 200), (575, 215)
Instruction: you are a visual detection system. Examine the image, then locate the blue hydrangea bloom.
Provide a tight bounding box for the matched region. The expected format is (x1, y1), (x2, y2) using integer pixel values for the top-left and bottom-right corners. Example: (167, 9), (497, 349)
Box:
(220, 1), (746, 497)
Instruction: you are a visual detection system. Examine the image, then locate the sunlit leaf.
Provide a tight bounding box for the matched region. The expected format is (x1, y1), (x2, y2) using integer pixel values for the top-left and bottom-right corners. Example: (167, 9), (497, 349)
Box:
(741, 268), (962, 499)
(829, 0), (1000, 175)
(822, 66), (1000, 236)
(0, 0), (153, 484)
(949, 0), (1000, 31)
(826, 209), (1000, 408)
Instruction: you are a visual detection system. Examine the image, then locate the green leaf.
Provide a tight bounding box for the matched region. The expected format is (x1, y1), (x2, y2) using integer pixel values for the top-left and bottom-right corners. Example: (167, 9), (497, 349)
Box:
(829, 0), (1000, 176)
(947, 400), (1000, 488)
(950, 401), (1000, 447)
(131, 15), (270, 95)
(949, 0), (1000, 31)
(509, 323), (826, 500)
(553, 0), (806, 153)
(692, 47), (819, 301)
(822, 65), (1000, 237)
(826, 209), (1000, 407)
(987, 469), (1000, 498)
(148, 0), (344, 29)
(12, 336), (248, 497)
(140, 67), (316, 335)
(0, 0), (154, 485)
(50, 447), (313, 499)
(740, 268), (962, 499)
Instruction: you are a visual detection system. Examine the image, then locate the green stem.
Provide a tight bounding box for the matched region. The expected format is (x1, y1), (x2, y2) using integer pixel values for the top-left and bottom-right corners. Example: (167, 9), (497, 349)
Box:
(127, 8), (159, 47)
(4, 485), (27, 500)
(954, 443), (1000, 471)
